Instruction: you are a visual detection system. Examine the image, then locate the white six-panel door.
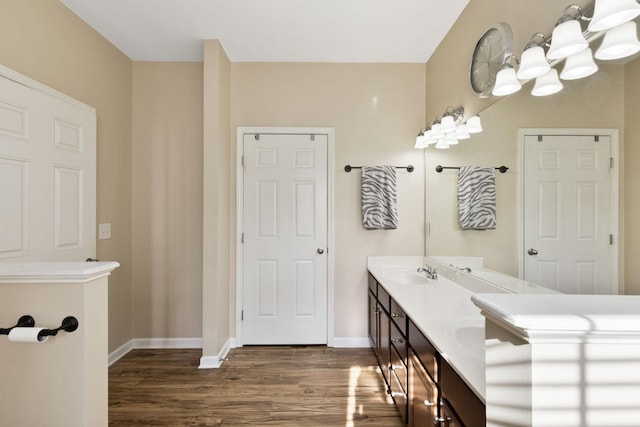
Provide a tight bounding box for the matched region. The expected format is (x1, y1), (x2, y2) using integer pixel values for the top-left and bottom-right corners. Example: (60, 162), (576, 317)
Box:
(523, 133), (614, 294)
(0, 68), (96, 261)
(242, 132), (328, 344)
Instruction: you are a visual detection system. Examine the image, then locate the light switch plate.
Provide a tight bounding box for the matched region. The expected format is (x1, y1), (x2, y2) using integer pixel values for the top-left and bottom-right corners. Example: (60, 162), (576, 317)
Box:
(98, 223), (111, 240)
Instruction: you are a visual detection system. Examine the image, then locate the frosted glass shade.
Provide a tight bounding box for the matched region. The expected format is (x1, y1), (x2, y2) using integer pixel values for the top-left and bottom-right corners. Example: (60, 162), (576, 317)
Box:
(435, 140), (450, 149)
(492, 66), (522, 96)
(595, 21), (640, 60)
(560, 48), (599, 80)
(517, 45), (551, 80)
(588, 0), (640, 32)
(440, 115), (456, 133)
(547, 19), (589, 60)
(429, 123), (443, 139)
(454, 125), (471, 140)
(531, 69), (564, 96)
(465, 116), (482, 133)
(443, 135), (459, 146)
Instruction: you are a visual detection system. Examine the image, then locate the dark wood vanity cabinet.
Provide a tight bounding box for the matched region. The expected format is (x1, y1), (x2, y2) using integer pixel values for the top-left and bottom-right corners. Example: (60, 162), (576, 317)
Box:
(440, 359), (485, 427)
(408, 349), (438, 426)
(367, 272), (486, 427)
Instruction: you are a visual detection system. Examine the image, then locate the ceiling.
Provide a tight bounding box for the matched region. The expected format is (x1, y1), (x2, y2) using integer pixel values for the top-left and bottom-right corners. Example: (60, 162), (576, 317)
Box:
(59, 0), (469, 63)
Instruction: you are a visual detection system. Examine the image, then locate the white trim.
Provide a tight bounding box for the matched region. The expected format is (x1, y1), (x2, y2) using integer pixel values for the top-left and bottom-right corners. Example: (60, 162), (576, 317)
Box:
(108, 338), (204, 366)
(198, 338), (235, 369)
(517, 128), (620, 294)
(331, 337), (371, 348)
(0, 64), (95, 113)
(235, 127), (335, 347)
(131, 337), (203, 349)
(108, 339), (134, 366)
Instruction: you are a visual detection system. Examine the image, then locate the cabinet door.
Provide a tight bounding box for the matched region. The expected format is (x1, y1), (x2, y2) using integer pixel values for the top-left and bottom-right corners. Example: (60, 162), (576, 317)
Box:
(440, 399), (464, 427)
(440, 359), (485, 427)
(408, 351), (437, 427)
(368, 290), (378, 351)
(378, 301), (391, 385)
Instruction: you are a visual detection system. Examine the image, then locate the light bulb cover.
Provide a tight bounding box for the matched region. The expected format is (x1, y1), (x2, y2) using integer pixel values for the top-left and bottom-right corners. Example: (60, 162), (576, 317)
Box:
(517, 45), (551, 80)
(560, 48), (598, 80)
(465, 116), (483, 133)
(588, 0), (640, 32)
(443, 135), (459, 145)
(454, 125), (471, 140)
(429, 123), (443, 139)
(440, 115), (456, 133)
(532, 68), (564, 96)
(547, 19), (589, 60)
(594, 21), (640, 61)
(434, 140), (450, 149)
(492, 66), (522, 96)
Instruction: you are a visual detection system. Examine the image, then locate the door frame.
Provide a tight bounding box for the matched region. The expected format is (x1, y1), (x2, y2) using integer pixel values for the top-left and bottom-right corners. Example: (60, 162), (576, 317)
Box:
(517, 128), (620, 293)
(235, 126), (335, 346)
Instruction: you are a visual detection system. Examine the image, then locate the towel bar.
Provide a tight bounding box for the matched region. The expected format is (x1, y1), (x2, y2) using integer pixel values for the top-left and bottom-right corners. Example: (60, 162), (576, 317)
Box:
(345, 164), (414, 173)
(436, 165), (508, 173)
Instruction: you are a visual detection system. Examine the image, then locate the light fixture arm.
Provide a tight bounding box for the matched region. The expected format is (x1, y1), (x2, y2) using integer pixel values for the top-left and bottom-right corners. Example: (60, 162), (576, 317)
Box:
(526, 32), (549, 49)
(499, 55), (520, 70)
(561, 4), (591, 22)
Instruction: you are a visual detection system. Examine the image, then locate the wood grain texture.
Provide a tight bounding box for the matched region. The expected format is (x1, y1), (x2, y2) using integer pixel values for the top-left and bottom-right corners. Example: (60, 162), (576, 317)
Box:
(109, 346), (404, 426)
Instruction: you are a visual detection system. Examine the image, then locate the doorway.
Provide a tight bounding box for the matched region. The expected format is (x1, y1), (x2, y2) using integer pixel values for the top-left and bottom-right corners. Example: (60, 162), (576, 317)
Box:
(236, 127), (334, 345)
(519, 129), (619, 294)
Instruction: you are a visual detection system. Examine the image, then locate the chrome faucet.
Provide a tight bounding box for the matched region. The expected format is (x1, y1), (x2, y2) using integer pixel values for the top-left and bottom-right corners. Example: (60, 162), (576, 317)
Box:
(417, 265), (438, 280)
(449, 263), (472, 274)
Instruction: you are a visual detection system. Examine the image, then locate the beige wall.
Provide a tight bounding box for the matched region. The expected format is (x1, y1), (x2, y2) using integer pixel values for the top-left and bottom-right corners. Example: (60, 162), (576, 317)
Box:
(624, 58), (640, 294)
(424, 0), (639, 291)
(132, 62), (204, 338)
(0, 275), (110, 427)
(231, 63), (426, 338)
(0, 0), (133, 351)
(202, 40), (232, 360)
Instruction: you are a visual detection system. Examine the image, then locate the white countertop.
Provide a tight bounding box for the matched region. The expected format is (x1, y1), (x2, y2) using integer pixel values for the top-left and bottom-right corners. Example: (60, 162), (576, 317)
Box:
(472, 293), (640, 343)
(368, 256), (559, 402)
(368, 256), (489, 400)
(0, 261), (120, 283)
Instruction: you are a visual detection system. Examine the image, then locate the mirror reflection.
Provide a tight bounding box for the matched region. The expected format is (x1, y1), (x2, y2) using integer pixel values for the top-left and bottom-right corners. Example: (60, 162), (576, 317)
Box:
(424, 54), (639, 294)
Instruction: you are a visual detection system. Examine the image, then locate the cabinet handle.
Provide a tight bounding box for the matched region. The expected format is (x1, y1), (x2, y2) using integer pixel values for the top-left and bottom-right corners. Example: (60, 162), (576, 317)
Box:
(391, 391), (406, 398)
(434, 416), (452, 427)
(423, 399), (435, 407)
(391, 337), (404, 344)
(391, 311), (402, 318)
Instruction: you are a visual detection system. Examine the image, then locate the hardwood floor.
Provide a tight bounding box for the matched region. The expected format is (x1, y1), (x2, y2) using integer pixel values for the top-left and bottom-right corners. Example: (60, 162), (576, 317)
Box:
(109, 346), (404, 426)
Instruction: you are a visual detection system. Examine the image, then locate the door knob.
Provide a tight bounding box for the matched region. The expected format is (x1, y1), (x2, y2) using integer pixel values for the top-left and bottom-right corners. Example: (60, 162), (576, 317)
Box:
(528, 248), (538, 256)
(317, 248), (325, 254)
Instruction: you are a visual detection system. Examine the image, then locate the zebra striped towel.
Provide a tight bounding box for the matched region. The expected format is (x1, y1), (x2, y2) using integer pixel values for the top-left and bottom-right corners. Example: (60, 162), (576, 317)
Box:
(361, 166), (398, 229)
(458, 166), (496, 230)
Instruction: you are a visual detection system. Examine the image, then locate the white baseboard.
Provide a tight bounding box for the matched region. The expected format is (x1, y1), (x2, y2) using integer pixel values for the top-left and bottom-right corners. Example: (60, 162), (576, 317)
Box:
(198, 338), (235, 369)
(108, 337), (203, 366)
(132, 337), (203, 349)
(108, 340), (134, 366)
(109, 336), (365, 368)
(331, 337), (371, 348)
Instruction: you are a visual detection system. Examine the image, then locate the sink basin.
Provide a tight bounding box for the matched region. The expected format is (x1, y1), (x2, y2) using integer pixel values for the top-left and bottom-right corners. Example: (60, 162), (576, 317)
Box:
(383, 270), (429, 285)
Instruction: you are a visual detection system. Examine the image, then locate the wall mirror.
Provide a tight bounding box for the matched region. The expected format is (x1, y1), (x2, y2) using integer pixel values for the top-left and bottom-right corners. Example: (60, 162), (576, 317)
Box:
(424, 50), (639, 293)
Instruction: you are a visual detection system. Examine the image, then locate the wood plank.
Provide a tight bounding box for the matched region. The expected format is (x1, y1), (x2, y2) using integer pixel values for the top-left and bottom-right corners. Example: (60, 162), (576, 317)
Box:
(109, 346), (404, 426)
